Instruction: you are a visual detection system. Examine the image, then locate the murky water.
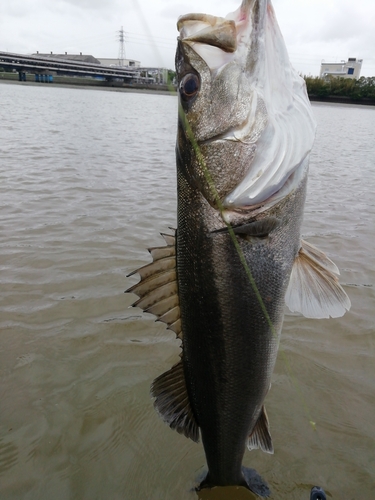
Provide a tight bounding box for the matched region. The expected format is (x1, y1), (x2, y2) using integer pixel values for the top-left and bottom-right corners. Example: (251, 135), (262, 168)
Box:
(0, 82), (374, 499)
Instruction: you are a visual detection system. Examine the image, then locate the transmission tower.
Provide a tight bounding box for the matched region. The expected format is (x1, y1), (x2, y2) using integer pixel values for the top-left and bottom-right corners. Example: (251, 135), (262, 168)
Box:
(117, 26), (126, 66)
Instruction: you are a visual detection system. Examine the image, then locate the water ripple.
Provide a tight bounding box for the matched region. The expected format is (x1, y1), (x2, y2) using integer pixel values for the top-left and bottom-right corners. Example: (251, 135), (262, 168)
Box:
(0, 85), (374, 498)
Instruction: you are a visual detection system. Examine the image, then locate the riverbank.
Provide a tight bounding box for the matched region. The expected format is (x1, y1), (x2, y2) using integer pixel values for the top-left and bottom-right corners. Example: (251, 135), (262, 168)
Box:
(0, 72), (176, 96)
(309, 95), (375, 106)
(2, 73), (375, 105)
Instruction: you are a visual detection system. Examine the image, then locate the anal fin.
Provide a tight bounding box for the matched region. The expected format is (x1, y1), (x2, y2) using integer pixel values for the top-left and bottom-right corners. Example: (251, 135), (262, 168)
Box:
(285, 239), (351, 319)
(151, 360), (199, 442)
(248, 405), (274, 454)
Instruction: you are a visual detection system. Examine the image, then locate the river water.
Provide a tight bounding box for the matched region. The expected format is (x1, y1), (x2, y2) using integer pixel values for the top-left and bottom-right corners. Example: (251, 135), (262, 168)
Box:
(0, 82), (374, 500)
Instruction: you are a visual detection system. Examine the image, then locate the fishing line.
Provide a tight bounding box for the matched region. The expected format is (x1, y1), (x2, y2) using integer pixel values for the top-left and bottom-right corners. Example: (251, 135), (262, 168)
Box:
(131, 0), (317, 434)
(178, 105), (317, 432)
(130, 0), (174, 69)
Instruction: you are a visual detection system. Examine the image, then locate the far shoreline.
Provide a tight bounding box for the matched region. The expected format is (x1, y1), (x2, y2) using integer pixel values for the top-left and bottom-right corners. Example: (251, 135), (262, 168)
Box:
(1, 75), (375, 105)
(0, 75), (176, 96)
(309, 94), (375, 107)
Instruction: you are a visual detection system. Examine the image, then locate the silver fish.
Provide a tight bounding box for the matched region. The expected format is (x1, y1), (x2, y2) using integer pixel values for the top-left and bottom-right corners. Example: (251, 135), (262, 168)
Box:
(127, 0), (350, 495)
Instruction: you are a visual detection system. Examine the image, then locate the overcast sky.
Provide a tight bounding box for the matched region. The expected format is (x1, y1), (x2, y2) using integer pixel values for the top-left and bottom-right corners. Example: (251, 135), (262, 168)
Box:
(1, 0), (374, 77)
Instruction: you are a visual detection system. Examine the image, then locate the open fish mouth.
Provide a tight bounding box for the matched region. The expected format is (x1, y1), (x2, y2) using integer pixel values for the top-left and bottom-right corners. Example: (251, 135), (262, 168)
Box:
(176, 0), (317, 209)
(178, 14), (238, 56)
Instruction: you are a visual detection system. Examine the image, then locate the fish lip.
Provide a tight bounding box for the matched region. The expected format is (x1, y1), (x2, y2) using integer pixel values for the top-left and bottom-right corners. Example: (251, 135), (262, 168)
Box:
(177, 13), (237, 54)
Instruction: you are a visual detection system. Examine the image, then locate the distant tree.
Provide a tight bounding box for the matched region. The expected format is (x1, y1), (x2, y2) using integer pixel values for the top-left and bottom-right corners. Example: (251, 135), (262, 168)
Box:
(167, 70), (176, 85)
(304, 76), (330, 97)
(304, 75), (375, 102)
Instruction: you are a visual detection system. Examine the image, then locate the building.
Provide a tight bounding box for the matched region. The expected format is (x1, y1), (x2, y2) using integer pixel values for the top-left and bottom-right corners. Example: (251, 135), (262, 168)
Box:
(34, 52), (101, 64)
(320, 58), (363, 79)
(97, 57), (140, 68)
(33, 53), (141, 68)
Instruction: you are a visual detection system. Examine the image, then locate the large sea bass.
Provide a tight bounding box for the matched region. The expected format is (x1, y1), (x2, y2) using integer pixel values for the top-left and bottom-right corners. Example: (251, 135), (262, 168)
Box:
(127, 0), (350, 494)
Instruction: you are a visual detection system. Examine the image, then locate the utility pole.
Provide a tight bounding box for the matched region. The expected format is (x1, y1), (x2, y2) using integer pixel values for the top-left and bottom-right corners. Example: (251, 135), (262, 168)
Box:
(117, 26), (126, 66)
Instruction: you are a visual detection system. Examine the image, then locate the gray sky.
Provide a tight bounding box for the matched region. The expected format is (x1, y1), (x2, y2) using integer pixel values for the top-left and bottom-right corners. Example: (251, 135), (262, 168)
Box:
(1, 0), (374, 77)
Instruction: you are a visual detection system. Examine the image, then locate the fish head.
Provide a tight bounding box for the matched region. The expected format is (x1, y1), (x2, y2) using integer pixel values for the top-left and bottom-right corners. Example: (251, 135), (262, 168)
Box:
(176, 0), (316, 211)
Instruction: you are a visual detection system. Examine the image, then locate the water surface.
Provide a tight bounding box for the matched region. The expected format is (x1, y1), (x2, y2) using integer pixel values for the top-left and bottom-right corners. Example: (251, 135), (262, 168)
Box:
(0, 83), (374, 499)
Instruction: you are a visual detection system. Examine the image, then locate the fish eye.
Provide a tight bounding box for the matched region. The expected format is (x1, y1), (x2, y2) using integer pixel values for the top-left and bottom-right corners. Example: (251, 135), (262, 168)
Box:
(179, 73), (200, 101)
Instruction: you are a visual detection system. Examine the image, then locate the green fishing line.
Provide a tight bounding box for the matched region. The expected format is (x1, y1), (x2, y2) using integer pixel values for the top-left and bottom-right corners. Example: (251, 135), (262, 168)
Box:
(179, 103), (317, 431)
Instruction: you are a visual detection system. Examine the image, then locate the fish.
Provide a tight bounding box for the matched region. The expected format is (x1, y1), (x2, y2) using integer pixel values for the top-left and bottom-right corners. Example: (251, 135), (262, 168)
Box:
(126, 0), (351, 495)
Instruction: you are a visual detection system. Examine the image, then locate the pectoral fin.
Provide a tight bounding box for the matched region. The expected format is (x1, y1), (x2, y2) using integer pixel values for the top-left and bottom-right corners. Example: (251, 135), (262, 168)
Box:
(248, 405), (274, 454)
(285, 240), (351, 319)
(210, 217), (280, 238)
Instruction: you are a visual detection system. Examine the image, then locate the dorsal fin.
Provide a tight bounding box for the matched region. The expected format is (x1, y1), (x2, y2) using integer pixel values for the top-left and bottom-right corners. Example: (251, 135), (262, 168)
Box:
(126, 230), (182, 339)
(151, 360), (199, 442)
(127, 232), (195, 440)
(285, 239), (351, 319)
(248, 405), (274, 454)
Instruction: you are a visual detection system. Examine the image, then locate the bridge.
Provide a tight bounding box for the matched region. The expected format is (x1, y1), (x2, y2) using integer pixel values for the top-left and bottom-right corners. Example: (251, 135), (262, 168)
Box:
(0, 50), (153, 84)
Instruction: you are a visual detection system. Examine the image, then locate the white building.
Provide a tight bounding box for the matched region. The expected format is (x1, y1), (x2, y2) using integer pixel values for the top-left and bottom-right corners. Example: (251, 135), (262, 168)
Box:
(320, 58), (363, 79)
(98, 57), (140, 68)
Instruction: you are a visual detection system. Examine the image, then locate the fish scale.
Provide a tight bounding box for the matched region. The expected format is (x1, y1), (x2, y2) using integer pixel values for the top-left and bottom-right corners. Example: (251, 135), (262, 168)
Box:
(176, 161), (305, 489)
(127, 0), (350, 495)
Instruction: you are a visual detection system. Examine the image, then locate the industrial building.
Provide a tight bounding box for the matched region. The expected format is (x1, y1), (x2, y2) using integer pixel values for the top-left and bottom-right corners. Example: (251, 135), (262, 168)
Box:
(98, 57), (140, 68)
(33, 52), (140, 68)
(34, 52), (101, 64)
(320, 58), (363, 79)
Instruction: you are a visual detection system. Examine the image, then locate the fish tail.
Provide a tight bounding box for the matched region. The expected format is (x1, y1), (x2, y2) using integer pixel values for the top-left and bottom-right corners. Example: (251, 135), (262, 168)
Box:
(241, 467), (271, 497)
(197, 467), (271, 497)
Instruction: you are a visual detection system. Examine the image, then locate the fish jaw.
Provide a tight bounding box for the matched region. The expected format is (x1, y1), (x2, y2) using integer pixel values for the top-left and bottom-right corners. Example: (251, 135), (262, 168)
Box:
(176, 0), (316, 210)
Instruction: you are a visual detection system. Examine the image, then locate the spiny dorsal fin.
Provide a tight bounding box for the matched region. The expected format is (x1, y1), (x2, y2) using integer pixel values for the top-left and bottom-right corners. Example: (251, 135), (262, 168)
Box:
(161, 232), (176, 246)
(148, 245), (176, 261)
(127, 256), (175, 281)
(126, 231), (183, 339)
(134, 281), (177, 310)
(127, 269), (176, 298)
(248, 405), (274, 454)
(285, 240), (351, 319)
(151, 360), (199, 442)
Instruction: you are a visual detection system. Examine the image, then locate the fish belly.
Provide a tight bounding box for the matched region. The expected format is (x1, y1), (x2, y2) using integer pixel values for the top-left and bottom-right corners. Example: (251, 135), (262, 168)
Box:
(176, 168), (303, 484)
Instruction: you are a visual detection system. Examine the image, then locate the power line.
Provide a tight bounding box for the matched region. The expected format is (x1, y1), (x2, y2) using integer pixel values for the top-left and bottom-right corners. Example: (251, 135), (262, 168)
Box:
(125, 31), (176, 43)
(125, 37), (175, 49)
